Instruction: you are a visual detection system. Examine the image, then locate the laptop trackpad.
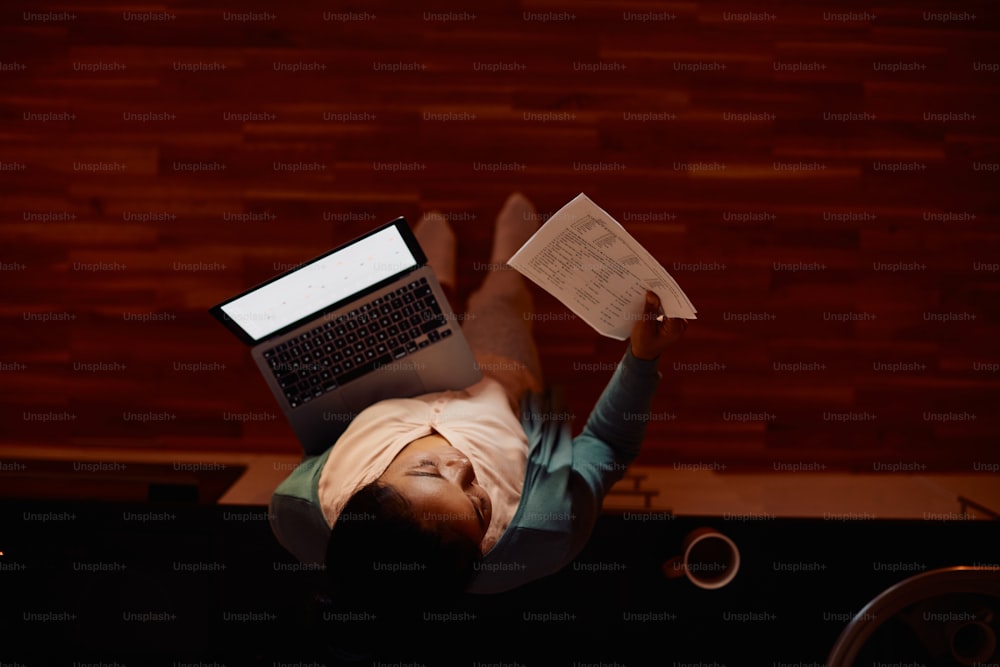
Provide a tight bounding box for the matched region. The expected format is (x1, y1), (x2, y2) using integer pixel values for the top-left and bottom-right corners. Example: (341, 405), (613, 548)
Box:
(344, 367), (425, 414)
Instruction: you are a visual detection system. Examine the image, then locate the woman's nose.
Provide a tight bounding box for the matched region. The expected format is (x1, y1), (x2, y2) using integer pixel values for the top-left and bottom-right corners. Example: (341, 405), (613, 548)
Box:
(441, 452), (476, 487)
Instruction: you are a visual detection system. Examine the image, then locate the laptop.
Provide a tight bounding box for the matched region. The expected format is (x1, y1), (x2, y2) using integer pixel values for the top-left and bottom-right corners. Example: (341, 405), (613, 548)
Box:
(211, 217), (482, 453)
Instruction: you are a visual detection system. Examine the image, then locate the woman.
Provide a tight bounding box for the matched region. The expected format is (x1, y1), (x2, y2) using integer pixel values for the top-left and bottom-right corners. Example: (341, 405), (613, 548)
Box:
(269, 193), (686, 599)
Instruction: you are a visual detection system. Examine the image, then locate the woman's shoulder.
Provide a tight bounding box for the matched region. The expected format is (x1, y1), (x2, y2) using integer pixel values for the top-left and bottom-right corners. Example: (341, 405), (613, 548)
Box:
(269, 453), (334, 565)
(273, 449), (334, 501)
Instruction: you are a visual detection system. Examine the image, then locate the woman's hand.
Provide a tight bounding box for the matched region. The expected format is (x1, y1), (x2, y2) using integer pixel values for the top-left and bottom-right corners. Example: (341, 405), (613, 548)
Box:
(630, 291), (687, 361)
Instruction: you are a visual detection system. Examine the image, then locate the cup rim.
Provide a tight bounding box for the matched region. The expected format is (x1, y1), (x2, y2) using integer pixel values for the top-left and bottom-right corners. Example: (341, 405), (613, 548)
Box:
(684, 531), (740, 590)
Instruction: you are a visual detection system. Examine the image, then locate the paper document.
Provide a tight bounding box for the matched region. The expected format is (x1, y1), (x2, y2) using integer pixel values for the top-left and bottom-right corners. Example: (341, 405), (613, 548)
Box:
(508, 193), (697, 340)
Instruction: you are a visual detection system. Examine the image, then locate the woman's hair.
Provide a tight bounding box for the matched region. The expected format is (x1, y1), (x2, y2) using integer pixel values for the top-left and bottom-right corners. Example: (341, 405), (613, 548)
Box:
(317, 480), (484, 658)
(324, 479), (483, 602)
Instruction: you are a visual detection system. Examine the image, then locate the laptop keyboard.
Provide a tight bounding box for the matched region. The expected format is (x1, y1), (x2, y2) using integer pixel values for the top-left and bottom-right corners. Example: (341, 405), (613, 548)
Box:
(262, 277), (453, 409)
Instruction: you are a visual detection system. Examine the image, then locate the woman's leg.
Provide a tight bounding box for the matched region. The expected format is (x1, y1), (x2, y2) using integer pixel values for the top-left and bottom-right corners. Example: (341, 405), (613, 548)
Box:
(411, 210), (457, 304)
(461, 193), (545, 411)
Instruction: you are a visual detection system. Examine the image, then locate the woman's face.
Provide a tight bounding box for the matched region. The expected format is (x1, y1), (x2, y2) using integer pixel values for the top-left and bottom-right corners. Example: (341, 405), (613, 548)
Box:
(379, 435), (493, 546)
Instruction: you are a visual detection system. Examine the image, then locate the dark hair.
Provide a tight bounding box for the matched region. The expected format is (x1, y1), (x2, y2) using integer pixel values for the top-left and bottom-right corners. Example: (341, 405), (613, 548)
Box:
(324, 479), (482, 603)
(316, 481), (483, 658)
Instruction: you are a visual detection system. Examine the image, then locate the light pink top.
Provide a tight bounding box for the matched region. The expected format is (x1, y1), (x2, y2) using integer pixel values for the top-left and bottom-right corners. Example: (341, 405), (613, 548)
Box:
(317, 377), (529, 553)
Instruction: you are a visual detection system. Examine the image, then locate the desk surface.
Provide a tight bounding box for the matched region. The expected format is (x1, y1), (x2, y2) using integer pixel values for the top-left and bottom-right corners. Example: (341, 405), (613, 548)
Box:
(2, 444), (998, 523)
(2, 498), (996, 665)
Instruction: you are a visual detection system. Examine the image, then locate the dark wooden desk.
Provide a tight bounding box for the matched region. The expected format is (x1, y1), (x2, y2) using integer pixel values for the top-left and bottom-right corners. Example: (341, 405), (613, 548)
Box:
(2, 499), (996, 664)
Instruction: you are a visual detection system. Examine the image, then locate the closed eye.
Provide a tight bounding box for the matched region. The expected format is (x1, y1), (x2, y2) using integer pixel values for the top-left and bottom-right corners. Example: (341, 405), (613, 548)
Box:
(406, 459), (442, 479)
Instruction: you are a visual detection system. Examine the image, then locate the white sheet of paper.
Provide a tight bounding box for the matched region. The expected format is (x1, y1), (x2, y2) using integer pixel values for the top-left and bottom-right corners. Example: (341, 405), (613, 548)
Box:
(507, 193), (697, 340)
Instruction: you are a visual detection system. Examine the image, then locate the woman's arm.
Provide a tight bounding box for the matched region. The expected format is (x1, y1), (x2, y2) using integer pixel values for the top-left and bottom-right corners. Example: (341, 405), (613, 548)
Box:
(570, 348), (661, 509)
(566, 291), (686, 553)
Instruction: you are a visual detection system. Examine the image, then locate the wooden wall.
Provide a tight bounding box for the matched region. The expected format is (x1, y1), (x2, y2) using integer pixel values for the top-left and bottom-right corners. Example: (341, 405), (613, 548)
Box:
(1, 1), (998, 473)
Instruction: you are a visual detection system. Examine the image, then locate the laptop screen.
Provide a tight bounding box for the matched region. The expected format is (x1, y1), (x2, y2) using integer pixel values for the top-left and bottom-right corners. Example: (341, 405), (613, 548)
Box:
(217, 223), (419, 342)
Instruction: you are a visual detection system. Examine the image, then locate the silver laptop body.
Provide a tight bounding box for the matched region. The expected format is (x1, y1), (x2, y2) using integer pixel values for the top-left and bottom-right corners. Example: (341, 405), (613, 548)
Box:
(211, 217), (481, 453)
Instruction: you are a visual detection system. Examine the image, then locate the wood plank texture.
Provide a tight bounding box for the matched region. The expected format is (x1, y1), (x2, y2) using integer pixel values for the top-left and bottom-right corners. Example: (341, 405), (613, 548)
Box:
(1, 0), (998, 473)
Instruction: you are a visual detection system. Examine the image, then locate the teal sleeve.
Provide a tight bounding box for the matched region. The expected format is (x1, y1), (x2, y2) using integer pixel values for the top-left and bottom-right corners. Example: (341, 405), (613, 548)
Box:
(466, 349), (663, 593)
(269, 451), (333, 564)
(566, 348), (662, 554)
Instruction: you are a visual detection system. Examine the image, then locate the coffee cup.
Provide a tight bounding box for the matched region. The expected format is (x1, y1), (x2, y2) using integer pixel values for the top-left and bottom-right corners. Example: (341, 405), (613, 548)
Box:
(662, 527), (740, 590)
